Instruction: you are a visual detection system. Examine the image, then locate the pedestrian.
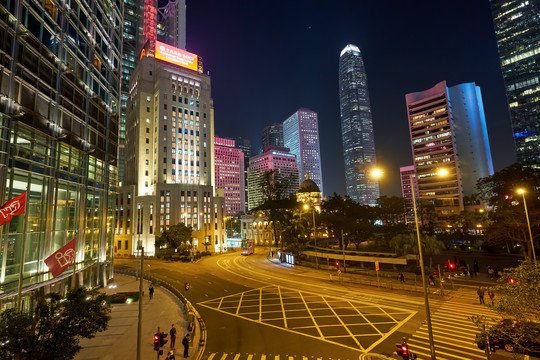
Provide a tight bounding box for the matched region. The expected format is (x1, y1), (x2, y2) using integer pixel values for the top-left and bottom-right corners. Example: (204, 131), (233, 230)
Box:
(166, 350), (176, 360)
(149, 284), (154, 300)
(488, 290), (495, 306)
(429, 274), (435, 286)
(170, 324), (177, 349)
(488, 266), (494, 280)
(182, 333), (190, 358)
(473, 258), (479, 277)
(477, 286), (485, 304)
(400, 272), (405, 283)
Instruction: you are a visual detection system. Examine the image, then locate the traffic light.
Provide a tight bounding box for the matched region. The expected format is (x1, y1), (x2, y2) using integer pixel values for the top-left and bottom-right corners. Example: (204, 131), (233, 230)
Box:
(335, 261), (340, 270)
(396, 343), (409, 360)
(159, 332), (168, 347)
(154, 333), (159, 351)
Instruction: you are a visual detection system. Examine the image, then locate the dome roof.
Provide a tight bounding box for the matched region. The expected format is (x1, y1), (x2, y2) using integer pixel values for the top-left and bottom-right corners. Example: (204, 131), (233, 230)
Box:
(298, 177), (320, 193)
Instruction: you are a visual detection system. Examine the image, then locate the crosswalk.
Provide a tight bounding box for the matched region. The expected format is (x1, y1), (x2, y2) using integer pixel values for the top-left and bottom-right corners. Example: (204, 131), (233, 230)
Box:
(206, 354), (328, 360)
(406, 288), (500, 360)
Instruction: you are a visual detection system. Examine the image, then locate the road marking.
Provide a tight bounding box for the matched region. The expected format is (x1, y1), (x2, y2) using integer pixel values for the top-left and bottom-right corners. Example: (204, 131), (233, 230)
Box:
(236, 292), (244, 315)
(298, 291), (324, 338)
(233, 354), (240, 360)
(278, 286), (288, 328)
(261, 355), (266, 360)
(247, 355), (253, 360)
(208, 354), (216, 360)
(275, 356), (279, 360)
(220, 353), (228, 360)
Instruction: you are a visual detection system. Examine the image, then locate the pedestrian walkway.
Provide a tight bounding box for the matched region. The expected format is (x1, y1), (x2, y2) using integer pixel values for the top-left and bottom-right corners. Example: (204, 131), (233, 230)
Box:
(405, 288), (500, 360)
(75, 274), (193, 360)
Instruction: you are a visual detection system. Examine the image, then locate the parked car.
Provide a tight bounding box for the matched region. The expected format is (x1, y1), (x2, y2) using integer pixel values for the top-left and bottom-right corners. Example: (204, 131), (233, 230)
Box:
(476, 319), (540, 355)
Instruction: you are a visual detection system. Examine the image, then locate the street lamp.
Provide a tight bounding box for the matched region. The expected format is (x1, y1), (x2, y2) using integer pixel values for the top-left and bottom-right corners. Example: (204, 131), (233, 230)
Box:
(304, 203), (318, 269)
(410, 172), (437, 360)
(372, 168), (437, 360)
(517, 188), (537, 265)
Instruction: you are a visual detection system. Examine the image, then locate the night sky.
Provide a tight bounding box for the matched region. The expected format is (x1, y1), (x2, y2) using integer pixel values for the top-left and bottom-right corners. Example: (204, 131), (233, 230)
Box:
(184, 0), (516, 197)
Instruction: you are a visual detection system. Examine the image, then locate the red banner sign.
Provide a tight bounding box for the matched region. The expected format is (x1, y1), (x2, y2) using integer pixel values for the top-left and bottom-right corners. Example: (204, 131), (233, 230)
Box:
(0, 192), (26, 226)
(45, 238), (76, 278)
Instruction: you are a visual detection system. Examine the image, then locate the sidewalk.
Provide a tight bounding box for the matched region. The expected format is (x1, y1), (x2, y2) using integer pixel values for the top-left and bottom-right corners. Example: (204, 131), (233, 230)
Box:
(76, 274), (194, 360)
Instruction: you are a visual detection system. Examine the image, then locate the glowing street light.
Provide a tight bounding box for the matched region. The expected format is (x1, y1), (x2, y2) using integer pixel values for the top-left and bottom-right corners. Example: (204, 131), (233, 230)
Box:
(410, 171), (437, 360)
(517, 188), (536, 265)
(304, 203), (318, 269)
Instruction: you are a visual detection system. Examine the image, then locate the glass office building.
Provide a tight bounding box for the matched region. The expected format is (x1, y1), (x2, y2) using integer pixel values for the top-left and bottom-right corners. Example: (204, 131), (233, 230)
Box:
(0, 0), (121, 309)
(338, 44), (379, 205)
(490, 0), (540, 162)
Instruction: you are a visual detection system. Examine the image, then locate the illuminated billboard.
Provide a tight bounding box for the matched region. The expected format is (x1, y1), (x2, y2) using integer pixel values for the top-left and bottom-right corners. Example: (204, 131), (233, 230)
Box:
(155, 41), (198, 72)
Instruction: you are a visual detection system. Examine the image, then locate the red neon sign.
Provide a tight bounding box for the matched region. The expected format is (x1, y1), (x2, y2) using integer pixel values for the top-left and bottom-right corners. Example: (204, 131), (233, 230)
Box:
(155, 41), (198, 72)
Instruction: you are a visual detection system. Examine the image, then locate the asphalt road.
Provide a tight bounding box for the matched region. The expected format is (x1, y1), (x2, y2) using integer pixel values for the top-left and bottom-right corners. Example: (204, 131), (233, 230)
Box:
(115, 249), (524, 360)
(116, 250), (427, 359)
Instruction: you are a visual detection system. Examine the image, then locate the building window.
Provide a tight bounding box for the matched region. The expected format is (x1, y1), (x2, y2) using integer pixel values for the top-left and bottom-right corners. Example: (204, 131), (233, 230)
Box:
(117, 241), (121, 250)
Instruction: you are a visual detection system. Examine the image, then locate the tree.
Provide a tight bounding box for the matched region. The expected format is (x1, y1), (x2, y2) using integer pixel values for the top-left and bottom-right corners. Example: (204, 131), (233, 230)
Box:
(376, 196), (406, 225)
(282, 210), (309, 256)
(493, 261), (540, 321)
(473, 261), (540, 356)
(390, 232), (444, 269)
(475, 163), (540, 258)
(155, 223), (193, 252)
(0, 287), (111, 360)
(255, 169), (298, 249)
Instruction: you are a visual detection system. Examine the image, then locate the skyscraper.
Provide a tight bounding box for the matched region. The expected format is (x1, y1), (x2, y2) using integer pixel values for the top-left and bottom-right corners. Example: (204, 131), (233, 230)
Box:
(234, 137), (251, 211)
(338, 44), (379, 205)
(406, 81), (494, 215)
(261, 123), (284, 151)
(119, 0), (187, 185)
(490, 1), (540, 163)
(400, 166), (418, 224)
(117, 42), (225, 255)
(247, 146), (299, 211)
(0, 0), (121, 303)
(214, 136), (245, 216)
(283, 108), (324, 195)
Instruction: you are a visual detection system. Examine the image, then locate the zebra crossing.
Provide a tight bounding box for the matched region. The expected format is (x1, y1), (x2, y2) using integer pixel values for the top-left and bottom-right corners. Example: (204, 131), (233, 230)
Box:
(405, 288), (500, 360)
(205, 353), (329, 360)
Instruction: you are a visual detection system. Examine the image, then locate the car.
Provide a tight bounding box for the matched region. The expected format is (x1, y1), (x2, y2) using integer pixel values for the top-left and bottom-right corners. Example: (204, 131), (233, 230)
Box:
(476, 319), (540, 355)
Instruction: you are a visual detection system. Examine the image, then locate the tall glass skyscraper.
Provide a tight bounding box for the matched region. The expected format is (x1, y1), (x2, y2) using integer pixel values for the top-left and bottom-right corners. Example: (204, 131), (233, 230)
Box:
(338, 44), (379, 205)
(283, 108), (324, 195)
(490, 0), (540, 163)
(261, 123), (284, 151)
(0, 0), (122, 308)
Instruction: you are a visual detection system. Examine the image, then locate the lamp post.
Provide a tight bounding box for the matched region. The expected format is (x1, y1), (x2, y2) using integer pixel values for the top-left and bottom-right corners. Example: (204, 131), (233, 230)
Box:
(304, 204), (318, 269)
(409, 172), (437, 359)
(372, 167), (437, 359)
(517, 188), (537, 266)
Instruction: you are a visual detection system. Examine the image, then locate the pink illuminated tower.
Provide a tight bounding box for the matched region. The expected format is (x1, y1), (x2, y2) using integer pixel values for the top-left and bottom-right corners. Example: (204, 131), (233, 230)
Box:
(214, 136), (246, 215)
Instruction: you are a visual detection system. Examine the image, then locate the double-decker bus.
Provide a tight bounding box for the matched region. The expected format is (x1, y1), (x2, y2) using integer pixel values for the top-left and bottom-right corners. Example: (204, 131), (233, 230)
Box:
(241, 239), (254, 255)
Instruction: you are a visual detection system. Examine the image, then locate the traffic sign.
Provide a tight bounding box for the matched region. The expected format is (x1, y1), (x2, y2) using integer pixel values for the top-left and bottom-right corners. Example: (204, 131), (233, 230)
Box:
(375, 261), (379, 271)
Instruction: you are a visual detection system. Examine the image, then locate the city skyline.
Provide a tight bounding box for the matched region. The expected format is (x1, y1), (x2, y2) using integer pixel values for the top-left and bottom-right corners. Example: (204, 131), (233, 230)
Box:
(186, 1), (516, 197)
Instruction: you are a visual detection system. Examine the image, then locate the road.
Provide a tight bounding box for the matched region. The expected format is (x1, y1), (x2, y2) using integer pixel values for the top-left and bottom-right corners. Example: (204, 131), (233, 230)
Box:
(115, 249), (517, 360)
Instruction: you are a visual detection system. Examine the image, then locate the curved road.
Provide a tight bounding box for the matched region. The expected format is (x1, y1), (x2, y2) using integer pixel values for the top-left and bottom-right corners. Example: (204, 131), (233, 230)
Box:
(116, 250), (436, 360)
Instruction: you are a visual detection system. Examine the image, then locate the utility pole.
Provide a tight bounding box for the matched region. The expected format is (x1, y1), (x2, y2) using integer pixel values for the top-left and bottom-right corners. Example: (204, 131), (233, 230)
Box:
(136, 245), (144, 360)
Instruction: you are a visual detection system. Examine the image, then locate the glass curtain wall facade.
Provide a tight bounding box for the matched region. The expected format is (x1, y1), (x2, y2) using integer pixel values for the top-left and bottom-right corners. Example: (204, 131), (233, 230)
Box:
(261, 123), (284, 151)
(490, 0), (540, 163)
(0, 0), (121, 309)
(283, 108), (324, 195)
(338, 44), (379, 206)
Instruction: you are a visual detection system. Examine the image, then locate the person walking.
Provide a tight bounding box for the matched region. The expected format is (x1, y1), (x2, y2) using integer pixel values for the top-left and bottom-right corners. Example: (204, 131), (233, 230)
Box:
(170, 324), (177, 349)
(488, 289), (495, 306)
(182, 333), (190, 358)
(477, 286), (485, 304)
(149, 284), (154, 300)
(400, 272), (405, 283)
(166, 350), (176, 360)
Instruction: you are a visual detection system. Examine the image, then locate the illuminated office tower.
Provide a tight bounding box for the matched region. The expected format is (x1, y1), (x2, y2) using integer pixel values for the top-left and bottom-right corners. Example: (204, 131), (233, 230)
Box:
(400, 166), (418, 224)
(406, 81), (494, 215)
(117, 42), (225, 255)
(119, 0), (187, 185)
(490, 1), (540, 163)
(0, 0), (122, 304)
(247, 146), (299, 211)
(339, 44), (379, 205)
(261, 123), (284, 151)
(283, 108), (324, 195)
(214, 136), (245, 216)
(234, 137), (251, 211)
